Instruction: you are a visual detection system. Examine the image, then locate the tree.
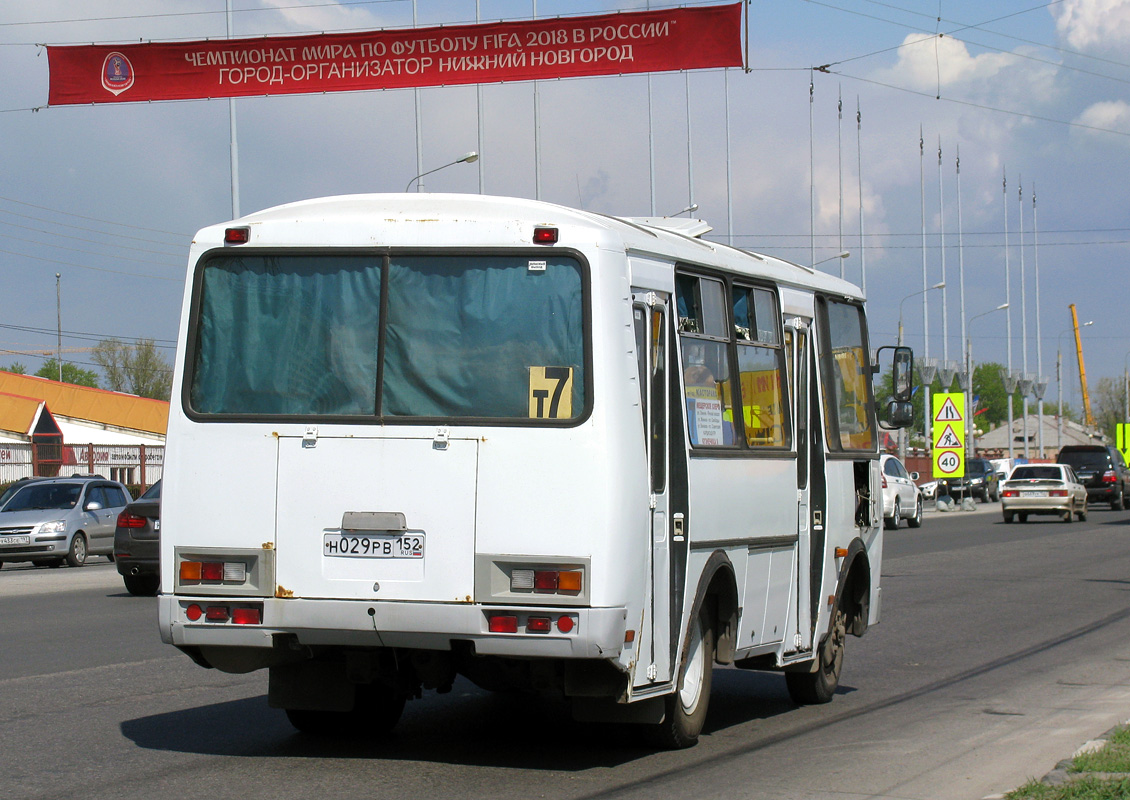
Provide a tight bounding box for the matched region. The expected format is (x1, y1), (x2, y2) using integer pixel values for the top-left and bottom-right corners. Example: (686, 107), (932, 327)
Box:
(92, 338), (172, 400)
(1091, 376), (1123, 443)
(35, 359), (100, 388)
(1, 362), (27, 374)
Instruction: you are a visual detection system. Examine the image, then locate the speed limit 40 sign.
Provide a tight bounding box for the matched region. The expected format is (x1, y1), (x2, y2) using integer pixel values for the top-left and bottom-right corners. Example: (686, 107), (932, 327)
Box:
(934, 448), (964, 476)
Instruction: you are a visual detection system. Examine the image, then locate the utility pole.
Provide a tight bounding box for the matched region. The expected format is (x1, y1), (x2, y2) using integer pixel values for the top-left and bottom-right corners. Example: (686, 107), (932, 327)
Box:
(55, 273), (61, 381)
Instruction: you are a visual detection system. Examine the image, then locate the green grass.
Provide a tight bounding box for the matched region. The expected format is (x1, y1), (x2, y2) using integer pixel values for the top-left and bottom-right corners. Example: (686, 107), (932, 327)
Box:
(1007, 777), (1130, 800)
(1006, 727), (1130, 800)
(1072, 728), (1130, 774)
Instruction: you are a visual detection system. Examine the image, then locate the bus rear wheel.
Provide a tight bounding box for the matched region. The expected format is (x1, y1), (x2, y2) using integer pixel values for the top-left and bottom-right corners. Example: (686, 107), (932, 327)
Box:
(646, 610), (714, 749)
(786, 602), (846, 705)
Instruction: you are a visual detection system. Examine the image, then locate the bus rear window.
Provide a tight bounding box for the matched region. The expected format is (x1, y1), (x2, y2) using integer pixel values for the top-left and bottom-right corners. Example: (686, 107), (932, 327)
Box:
(190, 253), (586, 422)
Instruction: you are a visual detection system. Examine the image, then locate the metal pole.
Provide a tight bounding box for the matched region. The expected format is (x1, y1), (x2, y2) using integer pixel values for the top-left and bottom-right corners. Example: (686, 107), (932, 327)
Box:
(476, 1), (484, 194)
(55, 273), (61, 382)
(938, 138), (948, 371)
(1004, 169), (1014, 461)
(533, 0), (541, 201)
(1057, 347), (1063, 453)
(921, 130), (931, 455)
(957, 147), (967, 454)
(725, 69), (733, 247)
(810, 74), (816, 269)
(838, 87), (844, 277)
(1019, 179), (1029, 459)
(857, 98), (866, 297)
(226, 0), (239, 218)
(1034, 185), (1044, 456)
(413, 1), (423, 191)
(685, 70), (693, 215)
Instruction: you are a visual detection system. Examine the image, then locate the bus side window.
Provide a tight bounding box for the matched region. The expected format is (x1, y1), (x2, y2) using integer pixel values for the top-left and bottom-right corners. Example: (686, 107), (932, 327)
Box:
(732, 285), (788, 448)
(675, 274), (736, 448)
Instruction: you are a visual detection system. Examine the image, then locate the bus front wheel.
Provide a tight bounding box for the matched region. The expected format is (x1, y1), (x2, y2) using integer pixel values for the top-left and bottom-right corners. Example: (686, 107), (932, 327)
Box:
(646, 610), (714, 749)
(786, 602), (846, 705)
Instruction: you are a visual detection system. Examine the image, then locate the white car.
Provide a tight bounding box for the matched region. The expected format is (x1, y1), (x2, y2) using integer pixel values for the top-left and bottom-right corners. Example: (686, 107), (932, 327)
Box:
(1000, 463), (1088, 524)
(880, 454), (923, 529)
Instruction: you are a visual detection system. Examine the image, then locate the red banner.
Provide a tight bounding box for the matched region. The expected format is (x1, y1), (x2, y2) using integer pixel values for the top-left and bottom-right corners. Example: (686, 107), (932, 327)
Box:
(47, 4), (742, 106)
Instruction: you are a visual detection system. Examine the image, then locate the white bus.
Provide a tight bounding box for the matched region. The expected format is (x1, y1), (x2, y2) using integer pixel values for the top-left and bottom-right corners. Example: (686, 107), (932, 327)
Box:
(159, 194), (913, 748)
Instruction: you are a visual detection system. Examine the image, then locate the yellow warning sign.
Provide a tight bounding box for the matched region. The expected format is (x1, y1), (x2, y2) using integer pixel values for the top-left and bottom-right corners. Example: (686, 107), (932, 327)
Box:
(932, 393), (965, 479)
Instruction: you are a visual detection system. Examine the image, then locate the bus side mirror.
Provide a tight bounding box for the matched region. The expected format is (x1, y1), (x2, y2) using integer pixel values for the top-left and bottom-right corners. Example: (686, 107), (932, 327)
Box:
(875, 345), (915, 429)
(885, 400), (914, 429)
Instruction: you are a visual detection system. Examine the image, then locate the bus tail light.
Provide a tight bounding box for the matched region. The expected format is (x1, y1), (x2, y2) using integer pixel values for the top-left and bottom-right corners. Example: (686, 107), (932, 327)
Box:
(489, 614), (519, 633)
(510, 567), (583, 596)
(533, 226), (558, 244)
(526, 616), (551, 632)
(184, 603), (262, 624)
(179, 559), (248, 584)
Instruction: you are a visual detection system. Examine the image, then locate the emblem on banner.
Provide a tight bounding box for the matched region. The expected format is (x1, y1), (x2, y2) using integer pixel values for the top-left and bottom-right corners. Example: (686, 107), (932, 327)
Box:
(101, 52), (135, 96)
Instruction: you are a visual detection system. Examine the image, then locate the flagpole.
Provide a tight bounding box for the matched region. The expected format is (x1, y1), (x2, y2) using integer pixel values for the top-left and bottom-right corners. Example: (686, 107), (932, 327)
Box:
(226, 0), (239, 218)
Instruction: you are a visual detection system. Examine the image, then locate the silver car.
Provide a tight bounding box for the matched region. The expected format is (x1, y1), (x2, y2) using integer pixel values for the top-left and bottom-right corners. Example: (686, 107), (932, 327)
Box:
(0, 477), (132, 568)
(1000, 464), (1088, 524)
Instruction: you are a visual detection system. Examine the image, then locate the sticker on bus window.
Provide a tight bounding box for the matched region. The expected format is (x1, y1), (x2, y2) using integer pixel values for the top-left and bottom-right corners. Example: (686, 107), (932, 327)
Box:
(529, 367), (573, 419)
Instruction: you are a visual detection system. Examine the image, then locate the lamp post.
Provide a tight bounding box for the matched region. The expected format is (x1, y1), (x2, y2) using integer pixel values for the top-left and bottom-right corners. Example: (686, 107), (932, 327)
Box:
(1123, 349), (1130, 424)
(897, 281), (945, 464)
(810, 250), (850, 270)
(1057, 321), (1093, 453)
(405, 151), (479, 193)
(965, 303), (1008, 459)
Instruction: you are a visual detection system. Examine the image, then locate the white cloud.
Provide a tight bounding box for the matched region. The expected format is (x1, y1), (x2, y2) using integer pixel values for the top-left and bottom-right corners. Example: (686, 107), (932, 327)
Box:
(1053, 0), (1130, 51)
(874, 33), (1014, 93)
(1074, 99), (1130, 134)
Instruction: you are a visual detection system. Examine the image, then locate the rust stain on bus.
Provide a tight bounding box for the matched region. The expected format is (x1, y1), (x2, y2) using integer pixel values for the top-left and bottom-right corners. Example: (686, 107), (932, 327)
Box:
(276, 585), (294, 599)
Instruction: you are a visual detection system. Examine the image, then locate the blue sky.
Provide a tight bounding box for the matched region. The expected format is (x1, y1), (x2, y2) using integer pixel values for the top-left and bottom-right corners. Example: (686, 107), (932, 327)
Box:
(0, 1), (1127, 412)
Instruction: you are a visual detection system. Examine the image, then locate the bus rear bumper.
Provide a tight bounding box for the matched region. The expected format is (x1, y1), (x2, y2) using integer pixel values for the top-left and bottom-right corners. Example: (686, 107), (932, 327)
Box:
(159, 595), (628, 660)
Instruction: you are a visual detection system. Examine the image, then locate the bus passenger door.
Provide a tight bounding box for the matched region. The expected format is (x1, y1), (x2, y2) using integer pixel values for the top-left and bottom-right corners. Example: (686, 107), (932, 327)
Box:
(633, 293), (672, 687)
(786, 319), (814, 653)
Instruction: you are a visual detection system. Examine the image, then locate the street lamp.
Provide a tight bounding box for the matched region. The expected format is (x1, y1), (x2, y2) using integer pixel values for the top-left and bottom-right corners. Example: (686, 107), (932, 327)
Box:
(898, 281), (946, 347)
(810, 250), (850, 269)
(405, 151), (479, 193)
(965, 302), (1008, 459)
(1057, 321), (1093, 453)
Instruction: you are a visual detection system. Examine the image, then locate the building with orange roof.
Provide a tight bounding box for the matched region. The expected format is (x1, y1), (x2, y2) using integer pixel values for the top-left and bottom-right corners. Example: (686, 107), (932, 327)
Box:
(0, 372), (166, 485)
(0, 371), (166, 445)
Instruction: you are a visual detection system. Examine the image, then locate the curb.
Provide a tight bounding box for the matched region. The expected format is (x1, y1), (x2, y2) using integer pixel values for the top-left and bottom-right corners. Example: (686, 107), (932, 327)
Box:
(984, 720), (1130, 798)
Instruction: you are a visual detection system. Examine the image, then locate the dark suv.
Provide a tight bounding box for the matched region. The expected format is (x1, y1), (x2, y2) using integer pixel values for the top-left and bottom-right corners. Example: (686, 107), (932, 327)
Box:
(1056, 445), (1130, 510)
(940, 457), (1000, 502)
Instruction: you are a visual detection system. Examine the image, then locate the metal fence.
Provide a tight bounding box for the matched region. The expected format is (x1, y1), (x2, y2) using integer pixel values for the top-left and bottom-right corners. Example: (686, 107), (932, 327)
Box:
(0, 442), (163, 488)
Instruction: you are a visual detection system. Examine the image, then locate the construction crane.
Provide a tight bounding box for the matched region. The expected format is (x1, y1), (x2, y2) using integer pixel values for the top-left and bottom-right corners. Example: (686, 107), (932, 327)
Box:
(1069, 303), (1094, 427)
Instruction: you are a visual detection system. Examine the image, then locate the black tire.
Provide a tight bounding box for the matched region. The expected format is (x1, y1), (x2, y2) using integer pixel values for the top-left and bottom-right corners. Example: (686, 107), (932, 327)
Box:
(123, 574), (159, 596)
(1112, 490), (1123, 512)
(1003, 512), (1014, 524)
(1018, 512), (1028, 523)
(786, 602), (847, 706)
(1122, 490), (1129, 511)
(1078, 502), (1088, 522)
(65, 533), (87, 568)
(106, 554), (115, 563)
(646, 611), (715, 749)
(884, 499), (900, 530)
(285, 682), (405, 738)
(906, 497), (923, 529)
(1063, 506), (1073, 523)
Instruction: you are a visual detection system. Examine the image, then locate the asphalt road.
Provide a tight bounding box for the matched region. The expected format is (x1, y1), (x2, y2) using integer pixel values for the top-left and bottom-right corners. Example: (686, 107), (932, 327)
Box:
(3, 505), (1130, 800)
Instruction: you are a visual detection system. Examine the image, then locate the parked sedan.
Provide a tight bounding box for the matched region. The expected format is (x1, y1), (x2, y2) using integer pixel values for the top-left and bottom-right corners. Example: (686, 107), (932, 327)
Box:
(880, 454), (923, 529)
(940, 457), (1000, 502)
(1000, 464), (1087, 524)
(114, 480), (160, 596)
(0, 477), (132, 567)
